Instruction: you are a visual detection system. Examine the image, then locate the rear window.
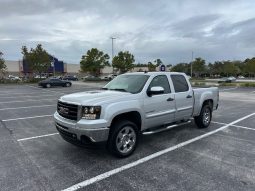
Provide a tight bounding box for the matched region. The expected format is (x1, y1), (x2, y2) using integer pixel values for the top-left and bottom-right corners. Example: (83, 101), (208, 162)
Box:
(171, 75), (189, 93)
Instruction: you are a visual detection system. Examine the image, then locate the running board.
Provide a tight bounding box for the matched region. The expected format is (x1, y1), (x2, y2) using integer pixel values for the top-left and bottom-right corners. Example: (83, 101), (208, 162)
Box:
(142, 120), (191, 135)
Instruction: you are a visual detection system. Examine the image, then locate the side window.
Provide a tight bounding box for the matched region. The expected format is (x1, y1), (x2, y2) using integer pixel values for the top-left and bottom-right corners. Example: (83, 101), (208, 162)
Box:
(171, 75), (189, 93)
(148, 75), (171, 94)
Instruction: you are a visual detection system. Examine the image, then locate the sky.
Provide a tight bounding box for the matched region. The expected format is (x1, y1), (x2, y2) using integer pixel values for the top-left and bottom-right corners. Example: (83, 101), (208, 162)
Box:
(1, 0), (255, 65)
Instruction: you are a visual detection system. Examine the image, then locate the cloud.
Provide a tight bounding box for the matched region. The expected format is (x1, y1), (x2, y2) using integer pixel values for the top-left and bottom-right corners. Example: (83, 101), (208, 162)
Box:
(0, 0), (255, 64)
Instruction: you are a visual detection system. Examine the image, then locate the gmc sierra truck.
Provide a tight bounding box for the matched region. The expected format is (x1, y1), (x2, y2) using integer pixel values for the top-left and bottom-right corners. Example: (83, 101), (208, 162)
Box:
(54, 72), (219, 157)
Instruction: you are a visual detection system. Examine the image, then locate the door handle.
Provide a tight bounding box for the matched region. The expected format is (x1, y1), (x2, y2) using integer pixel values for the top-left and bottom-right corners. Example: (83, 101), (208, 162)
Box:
(167, 97), (174, 101)
(186, 95), (192, 98)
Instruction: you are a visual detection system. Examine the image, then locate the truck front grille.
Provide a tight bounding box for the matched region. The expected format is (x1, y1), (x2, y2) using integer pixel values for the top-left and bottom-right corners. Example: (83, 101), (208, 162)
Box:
(57, 101), (78, 121)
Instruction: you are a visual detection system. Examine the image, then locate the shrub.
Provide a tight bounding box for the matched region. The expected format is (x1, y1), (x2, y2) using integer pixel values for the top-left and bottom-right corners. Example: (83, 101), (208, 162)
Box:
(240, 83), (255, 87)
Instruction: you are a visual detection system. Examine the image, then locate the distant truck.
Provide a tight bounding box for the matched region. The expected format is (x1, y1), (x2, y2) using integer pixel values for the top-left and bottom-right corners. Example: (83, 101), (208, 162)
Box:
(54, 72), (219, 157)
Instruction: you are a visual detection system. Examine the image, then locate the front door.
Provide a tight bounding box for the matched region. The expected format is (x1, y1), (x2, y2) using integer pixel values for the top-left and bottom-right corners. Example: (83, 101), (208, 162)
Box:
(144, 75), (176, 129)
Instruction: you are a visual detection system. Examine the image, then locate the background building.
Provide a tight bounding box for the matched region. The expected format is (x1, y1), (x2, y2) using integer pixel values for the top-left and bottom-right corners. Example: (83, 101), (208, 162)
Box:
(5, 59), (171, 77)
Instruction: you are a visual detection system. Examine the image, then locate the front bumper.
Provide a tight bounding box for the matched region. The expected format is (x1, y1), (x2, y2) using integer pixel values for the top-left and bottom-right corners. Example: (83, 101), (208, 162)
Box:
(54, 112), (109, 144)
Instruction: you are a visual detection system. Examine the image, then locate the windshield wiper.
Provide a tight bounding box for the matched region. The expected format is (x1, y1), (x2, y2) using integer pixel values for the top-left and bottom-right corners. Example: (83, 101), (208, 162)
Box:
(101, 87), (108, 90)
(109, 88), (127, 92)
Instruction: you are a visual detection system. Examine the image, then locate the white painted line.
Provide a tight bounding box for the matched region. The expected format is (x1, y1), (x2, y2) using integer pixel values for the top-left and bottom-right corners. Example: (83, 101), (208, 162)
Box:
(212, 121), (255, 131)
(0, 104), (55, 111)
(62, 112), (255, 191)
(0, 92), (59, 96)
(0, 94), (59, 99)
(26, 85), (65, 95)
(2, 114), (53, 122)
(220, 87), (238, 91)
(0, 98), (55, 104)
(17, 133), (59, 142)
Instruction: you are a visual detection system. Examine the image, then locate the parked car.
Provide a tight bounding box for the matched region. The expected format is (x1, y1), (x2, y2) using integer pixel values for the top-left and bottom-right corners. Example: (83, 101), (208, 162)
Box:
(8, 75), (21, 81)
(218, 77), (236, 83)
(101, 74), (118, 81)
(228, 76), (236, 81)
(38, 78), (72, 88)
(54, 72), (219, 157)
(51, 76), (63, 80)
(238, 75), (245, 79)
(84, 75), (101, 81)
(34, 75), (47, 79)
(62, 75), (78, 81)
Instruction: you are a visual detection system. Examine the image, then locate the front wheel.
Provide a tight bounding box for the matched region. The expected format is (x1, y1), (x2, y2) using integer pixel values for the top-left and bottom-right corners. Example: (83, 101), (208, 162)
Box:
(194, 104), (212, 128)
(107, 120), (139, 158)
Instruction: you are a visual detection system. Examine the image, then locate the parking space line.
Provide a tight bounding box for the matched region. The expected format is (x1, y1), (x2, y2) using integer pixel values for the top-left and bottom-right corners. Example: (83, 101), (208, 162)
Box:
(0, 91), (59, 96)
(212, 121), (255, 131)
(0, 99), (56, 104)
(62, 113), (255, 191)
(2, 114), (53, 122)
(17, 133), (59, 142)
(0, 94), (59, 99)
(26, 85), (65, 95)
(220, 87), (238, 91)
(0, 104), (55, 111)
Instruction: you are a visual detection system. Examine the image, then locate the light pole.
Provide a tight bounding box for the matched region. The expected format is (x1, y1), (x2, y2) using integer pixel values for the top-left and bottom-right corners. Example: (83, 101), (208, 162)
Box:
(51, 55), (55, 77)
(191, 51), (193, 77)
(111, 37), (116, 74)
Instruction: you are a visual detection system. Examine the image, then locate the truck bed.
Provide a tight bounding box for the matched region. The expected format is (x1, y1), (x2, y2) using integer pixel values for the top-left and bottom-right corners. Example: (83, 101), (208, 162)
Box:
(192, 87), (219, 116)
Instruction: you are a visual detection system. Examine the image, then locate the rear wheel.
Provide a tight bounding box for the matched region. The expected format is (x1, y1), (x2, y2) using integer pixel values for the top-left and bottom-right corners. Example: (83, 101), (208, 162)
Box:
(65, 83), (71, 87)
(194, 104), (212, 128)
(46, 83), (51, 88)
(107, 120), (138, 158)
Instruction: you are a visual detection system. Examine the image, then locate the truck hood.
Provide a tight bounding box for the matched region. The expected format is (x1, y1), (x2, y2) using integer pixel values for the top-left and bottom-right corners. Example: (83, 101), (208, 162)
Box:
(60, 90), (135, 105)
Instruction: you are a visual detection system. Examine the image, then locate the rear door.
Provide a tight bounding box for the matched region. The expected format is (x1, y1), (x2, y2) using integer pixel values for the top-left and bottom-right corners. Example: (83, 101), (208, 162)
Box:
(144, 75), (176, 128)
(170, 74), (194, 120)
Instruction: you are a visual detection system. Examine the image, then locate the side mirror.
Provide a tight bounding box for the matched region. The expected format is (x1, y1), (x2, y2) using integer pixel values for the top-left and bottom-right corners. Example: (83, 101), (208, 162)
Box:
(147, 86), (164, 96)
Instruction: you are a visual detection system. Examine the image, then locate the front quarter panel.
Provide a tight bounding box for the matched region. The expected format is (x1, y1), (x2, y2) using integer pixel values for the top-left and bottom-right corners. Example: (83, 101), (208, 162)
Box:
(102, 99), (144, 129)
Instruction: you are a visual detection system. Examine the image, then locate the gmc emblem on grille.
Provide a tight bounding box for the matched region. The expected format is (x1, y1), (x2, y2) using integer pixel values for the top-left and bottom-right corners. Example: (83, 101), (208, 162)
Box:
(59, 106), (69, 114)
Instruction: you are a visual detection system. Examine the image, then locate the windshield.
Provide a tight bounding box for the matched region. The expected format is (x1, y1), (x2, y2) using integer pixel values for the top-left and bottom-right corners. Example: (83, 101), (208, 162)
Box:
(103, 74), (149, 94)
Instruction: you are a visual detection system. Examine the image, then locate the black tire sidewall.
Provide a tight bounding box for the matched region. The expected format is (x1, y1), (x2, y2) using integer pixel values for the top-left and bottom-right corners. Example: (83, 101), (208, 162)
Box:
(195, 105), (212, 128)
(108, 120), (139, 158)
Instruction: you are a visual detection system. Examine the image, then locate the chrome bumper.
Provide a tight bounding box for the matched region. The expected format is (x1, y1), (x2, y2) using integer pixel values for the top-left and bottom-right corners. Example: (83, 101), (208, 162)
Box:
(54, 112), (109, 143)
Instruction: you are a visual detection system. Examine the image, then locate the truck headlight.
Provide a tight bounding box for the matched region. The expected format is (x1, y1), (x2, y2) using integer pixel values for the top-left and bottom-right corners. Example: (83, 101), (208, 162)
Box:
(82, 106), (101, 120)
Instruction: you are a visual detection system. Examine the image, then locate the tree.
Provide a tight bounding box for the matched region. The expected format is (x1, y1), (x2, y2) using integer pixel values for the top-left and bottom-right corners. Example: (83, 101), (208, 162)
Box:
(244, 58), (255, 77)
(171, 63), (190, 73)
(0, 51), (7, 78)
(148, 61), (156, 71)
(222, 61), (240, 76)
(112, 51), (135, 73)
(80, 48), (110, 76)
(192, 57), (206, 77)
(154, 58), (162, 67)
(21, 44), (51, 76)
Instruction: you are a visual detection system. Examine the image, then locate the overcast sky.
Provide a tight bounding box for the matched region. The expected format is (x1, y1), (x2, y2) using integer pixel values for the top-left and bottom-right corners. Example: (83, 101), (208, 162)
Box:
(1, 0), (255, 65)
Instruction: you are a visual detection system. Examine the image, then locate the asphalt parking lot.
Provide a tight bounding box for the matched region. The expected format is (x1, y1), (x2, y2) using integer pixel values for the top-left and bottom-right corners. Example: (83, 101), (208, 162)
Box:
(0, 84), (255, 191)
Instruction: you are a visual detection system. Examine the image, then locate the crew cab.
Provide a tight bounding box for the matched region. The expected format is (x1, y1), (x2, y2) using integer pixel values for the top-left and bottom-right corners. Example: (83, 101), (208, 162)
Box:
(54, 72), (219, 157)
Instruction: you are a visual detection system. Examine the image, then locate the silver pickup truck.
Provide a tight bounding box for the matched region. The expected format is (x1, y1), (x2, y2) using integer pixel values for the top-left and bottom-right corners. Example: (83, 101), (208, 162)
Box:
(54, 72), (219, 157)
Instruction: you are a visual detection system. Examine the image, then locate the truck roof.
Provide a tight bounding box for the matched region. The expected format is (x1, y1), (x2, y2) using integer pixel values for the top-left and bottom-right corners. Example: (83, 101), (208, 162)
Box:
(124, 72), (186, 76)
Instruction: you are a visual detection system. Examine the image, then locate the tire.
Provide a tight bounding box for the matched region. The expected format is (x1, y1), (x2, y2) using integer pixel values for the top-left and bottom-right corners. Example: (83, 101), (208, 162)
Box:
(194, 104), (212, 128)
(46, 83), (51, 88)
(65, 83), (71, 87)
(107, 120), (139, 158)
